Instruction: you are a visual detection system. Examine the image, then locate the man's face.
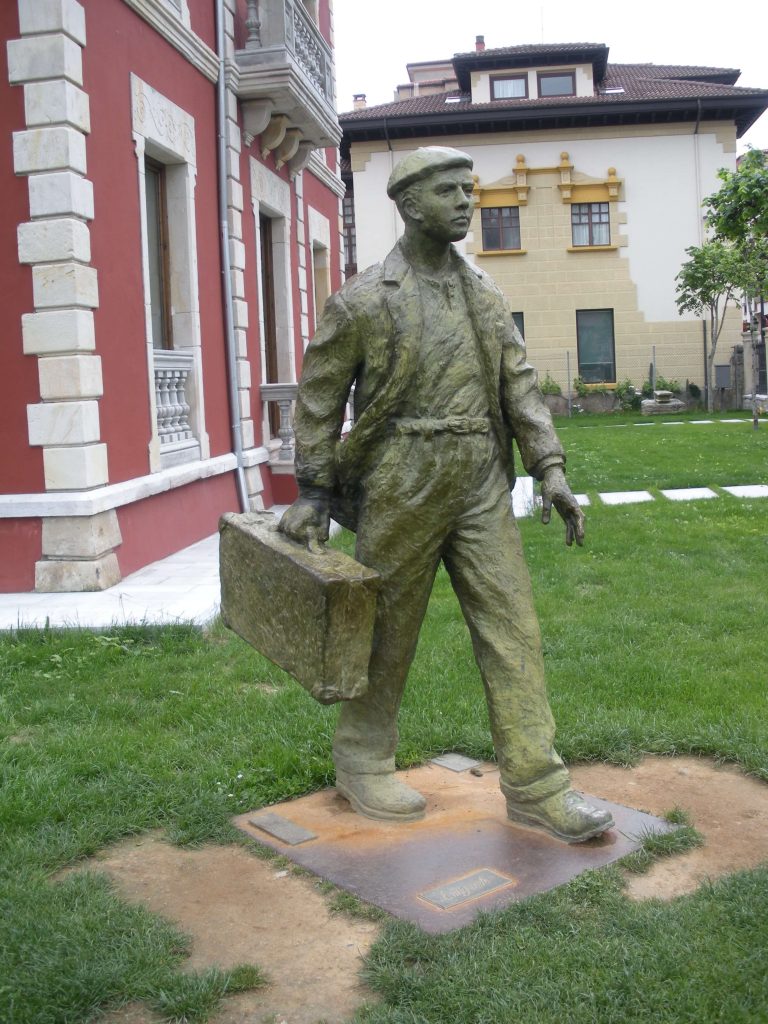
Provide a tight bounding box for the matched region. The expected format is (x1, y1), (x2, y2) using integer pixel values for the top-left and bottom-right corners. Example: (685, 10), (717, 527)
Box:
(405, 167), (476, 244)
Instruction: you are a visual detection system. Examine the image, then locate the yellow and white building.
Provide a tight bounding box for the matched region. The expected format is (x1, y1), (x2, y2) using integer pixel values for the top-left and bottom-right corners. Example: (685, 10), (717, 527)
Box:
(340, 41), (768, 394)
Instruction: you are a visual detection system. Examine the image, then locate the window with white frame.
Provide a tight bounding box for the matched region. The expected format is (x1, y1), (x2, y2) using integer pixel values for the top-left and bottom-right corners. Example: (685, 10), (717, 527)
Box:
(132, 74), (208, 470)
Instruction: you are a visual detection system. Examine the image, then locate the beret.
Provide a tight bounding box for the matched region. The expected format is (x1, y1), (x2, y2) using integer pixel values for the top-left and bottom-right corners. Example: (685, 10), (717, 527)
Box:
(386, 146), (473, 199)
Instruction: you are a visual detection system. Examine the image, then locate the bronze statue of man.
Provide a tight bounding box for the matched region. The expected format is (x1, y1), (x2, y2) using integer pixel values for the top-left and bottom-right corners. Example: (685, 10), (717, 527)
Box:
(279, 146), (613, 842)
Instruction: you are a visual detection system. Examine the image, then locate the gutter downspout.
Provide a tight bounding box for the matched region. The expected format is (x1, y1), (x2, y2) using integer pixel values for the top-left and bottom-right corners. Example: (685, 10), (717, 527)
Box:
(216, 0), (249, 512)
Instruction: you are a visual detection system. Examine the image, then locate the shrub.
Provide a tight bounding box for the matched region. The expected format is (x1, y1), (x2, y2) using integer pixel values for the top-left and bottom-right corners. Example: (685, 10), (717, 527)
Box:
(641, 375), (682, 397)
(615, 379), (642, 411)
(540, 373), (563, 396)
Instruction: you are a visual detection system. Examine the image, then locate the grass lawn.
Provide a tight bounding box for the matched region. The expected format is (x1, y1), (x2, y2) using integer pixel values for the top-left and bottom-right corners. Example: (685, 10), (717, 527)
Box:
(549, 412), (768, 493)
(2, 428), (768, 1022)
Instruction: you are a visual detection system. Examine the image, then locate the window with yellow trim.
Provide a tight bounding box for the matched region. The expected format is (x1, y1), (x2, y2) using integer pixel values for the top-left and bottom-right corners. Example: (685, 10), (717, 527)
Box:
(481, 206), (521, 251)
(571, 202), (610, 247)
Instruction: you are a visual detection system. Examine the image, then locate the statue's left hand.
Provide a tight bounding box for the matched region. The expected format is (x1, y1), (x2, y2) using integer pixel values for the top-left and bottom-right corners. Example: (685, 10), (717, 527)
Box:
(540, 467), (584, 547)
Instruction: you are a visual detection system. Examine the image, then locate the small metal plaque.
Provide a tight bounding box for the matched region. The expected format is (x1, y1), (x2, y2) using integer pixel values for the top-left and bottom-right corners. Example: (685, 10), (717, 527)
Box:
(431, 753), (481, 772)
(419, 869), (517, 910)
(248, 812), (318, 846)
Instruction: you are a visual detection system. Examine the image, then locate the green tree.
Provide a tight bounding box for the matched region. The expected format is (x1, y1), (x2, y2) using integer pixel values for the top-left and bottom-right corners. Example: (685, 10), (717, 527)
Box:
(704, 149), (768, 420)
(705, 148), (768, 241)
(675, 241), (743, 411)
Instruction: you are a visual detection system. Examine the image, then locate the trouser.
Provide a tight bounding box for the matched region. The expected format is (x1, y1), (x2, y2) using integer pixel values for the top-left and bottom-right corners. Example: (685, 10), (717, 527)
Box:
(333, 426), (571, 805)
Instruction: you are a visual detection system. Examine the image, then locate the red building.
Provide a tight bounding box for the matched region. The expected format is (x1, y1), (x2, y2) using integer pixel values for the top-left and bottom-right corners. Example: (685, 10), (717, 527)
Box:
(1, 0), (344, 592)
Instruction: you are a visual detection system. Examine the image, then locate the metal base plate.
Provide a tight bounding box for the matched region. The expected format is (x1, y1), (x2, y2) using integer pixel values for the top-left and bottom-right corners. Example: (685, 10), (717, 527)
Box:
(234, 761), (674, 934)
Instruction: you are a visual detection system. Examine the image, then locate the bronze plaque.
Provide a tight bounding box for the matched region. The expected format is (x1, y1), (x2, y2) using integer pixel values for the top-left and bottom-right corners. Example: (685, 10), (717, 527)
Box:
(420, 869), (517, 910)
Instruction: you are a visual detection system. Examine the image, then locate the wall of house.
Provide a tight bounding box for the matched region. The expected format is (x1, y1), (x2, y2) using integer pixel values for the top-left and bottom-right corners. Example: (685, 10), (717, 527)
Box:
(350, 122), (740, 391)
(0, 1), (45, 496)
(2, 0), (344, 590)
(85, 0), (230, 483)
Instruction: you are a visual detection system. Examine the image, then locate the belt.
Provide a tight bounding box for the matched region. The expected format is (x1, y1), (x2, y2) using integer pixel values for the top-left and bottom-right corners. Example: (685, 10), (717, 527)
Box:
(392, 416), (490, 438)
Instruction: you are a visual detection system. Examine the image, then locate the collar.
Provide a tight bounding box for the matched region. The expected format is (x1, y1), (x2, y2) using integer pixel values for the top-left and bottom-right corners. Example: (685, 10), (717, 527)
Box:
(383, 240), (484, 285)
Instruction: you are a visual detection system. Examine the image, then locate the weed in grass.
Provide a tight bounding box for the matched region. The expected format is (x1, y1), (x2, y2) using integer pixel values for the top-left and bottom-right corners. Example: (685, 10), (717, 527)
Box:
(619, 820), (704, 874)
(149, 963), (266, 1022)
(325, 888), (389, 923)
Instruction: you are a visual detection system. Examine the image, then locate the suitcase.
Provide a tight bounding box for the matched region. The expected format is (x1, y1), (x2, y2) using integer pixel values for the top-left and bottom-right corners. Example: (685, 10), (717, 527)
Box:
(219, 511), (380, 704)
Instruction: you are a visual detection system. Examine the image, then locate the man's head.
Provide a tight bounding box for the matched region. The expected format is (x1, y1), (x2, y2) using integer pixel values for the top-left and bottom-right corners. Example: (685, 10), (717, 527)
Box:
(387, 147), (475, 244)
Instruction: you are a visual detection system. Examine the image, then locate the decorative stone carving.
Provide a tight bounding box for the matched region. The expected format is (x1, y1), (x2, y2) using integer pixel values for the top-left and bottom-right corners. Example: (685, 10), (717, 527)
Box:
(131, 74), (196, 164)
(261, 114), (290, 159)
(288, 140), (315, 177)
(274, 127), (302, 169)
(242, 98), (273, 147)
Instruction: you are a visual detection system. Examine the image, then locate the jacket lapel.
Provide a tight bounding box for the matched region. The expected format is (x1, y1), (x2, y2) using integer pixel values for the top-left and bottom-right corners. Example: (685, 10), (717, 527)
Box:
(336, 243), (421, 481)
(457, 254), (506, 449)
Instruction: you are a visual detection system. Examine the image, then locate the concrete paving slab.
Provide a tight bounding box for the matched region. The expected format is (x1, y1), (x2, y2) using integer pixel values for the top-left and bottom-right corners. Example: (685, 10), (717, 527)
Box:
(599, 490), (654, 505)
(689, 420), (714, 424)
(234, 762), (673, 934)
(575, 494), (590, 506)
(722, 485), (768, 498)
(661, 487), (718, 501)
(430, 753), (481, 772)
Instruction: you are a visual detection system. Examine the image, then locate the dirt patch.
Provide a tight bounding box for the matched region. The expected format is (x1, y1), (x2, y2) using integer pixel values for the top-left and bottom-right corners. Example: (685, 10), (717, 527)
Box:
(83, 756), (768, 1023)
(572, 756), (768, 899)
(89, 838), (379, 1024)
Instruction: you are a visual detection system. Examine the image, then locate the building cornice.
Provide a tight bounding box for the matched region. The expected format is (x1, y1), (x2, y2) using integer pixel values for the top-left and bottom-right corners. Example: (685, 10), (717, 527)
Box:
(122, 0), (219, 82)
(341, 93), (768, 149)
(308, 151), (346, 197)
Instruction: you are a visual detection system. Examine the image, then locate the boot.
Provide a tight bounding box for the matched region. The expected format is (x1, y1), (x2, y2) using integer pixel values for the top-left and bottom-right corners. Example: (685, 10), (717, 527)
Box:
(506, 789), (614, 843)
(335, 767), (426, 822)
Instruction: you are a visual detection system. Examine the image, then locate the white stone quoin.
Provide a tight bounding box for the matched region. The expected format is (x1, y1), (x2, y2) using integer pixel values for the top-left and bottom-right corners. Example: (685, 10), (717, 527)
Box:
(31, 262), (98, 309)
(24, 79), (90, 131)
(38, 354), (103, 400)
(17, 217), (91, 264)
(42, 443), (109, 491)
(17, 0), (87, 43)
(13, 125), (87, 174)
(27, 399), (100, 447)
(28, 170), (93, 218)
(22, 308), (95, 354)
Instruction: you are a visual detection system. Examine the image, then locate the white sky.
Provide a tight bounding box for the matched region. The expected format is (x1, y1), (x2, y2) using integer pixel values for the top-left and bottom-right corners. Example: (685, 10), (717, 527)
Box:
(333, 0), (768, 153)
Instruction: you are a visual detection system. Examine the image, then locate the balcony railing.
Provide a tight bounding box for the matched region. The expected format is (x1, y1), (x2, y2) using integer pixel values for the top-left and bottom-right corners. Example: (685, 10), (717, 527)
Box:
(154, 350), (200, 466)
(236, 0), (341, 150)
(260, 382), (298, 462)
(260, 380), (355, 465)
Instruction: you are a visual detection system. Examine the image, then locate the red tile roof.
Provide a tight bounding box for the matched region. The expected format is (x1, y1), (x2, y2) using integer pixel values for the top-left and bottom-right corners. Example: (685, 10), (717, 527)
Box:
(340, 63), (764, 121)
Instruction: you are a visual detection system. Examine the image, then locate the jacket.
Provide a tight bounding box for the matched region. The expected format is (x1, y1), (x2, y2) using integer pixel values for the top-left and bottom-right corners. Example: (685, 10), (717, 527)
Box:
(293, 241), (565, 530)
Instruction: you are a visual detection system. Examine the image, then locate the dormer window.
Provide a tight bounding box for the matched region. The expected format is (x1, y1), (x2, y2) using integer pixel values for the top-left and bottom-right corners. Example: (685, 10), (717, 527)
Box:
(537, 71), (575, 97)
(490, 74), (528, 100)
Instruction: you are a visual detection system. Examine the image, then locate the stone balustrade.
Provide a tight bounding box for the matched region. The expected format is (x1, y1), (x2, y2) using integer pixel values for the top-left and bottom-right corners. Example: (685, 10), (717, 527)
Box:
(153, 350), (196, 455)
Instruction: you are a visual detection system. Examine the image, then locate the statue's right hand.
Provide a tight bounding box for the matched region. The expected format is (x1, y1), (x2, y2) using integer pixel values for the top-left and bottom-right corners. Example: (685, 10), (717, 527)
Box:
(277, 489), (330, 554)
